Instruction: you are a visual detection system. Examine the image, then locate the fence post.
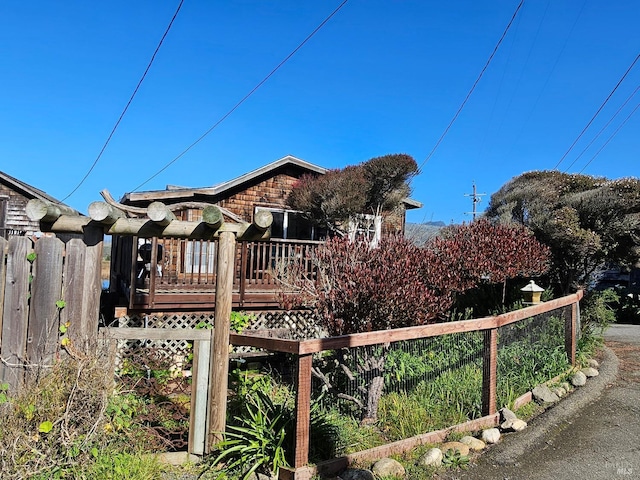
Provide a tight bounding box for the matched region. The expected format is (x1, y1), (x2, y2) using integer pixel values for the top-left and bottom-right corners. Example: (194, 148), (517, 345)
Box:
(294, 353), (313, 470)
(81, 225), (103, 349)
(565, 301), (578, 366)
(482, 327), (498, 416)
(0, 237), (32, 393)
(207, 231), (236, 450)
(27, 237), (64, 368)
(190, 335), (212, 455)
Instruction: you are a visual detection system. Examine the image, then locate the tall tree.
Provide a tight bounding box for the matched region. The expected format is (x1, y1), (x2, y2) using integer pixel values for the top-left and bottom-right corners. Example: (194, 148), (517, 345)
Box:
(286, 154), (418, 238)
(486, 171), (640, 293)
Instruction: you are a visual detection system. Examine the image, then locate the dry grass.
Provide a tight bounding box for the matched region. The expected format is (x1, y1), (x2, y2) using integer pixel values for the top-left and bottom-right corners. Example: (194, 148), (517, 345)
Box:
(0, 350), (114, 479)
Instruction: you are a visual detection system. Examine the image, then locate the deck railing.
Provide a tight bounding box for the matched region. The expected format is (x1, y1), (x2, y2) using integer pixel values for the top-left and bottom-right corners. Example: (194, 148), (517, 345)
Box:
(130, 237), (321, 308)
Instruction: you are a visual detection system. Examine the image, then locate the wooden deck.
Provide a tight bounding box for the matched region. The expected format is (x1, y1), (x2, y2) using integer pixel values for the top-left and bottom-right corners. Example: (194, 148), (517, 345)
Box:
(122, 238), (319, 311)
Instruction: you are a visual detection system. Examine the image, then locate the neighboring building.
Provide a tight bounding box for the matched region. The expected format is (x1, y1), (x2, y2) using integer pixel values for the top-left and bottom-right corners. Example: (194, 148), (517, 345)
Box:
(0, 171), (78, 239)
(111, 155), (422, 312)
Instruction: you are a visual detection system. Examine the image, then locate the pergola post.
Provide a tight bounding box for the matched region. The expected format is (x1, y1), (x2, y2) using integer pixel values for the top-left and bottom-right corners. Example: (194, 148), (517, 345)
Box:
(207, 230), (236, 450)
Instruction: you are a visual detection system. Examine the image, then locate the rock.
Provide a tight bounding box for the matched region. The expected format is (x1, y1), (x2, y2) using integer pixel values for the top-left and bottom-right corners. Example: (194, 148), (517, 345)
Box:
(418, 448), (443, 467)
(588, 358), (600, 368)
(339, 469), (375, 480)
(571, 370), (587, 386)
(460, 435), (486, 451)
(552, 386), (567, 397)
(581, 367), (599, 377)
(482, 428), (501, 444)
(499, 407), (518, 422)
(441, 441), (470, 456)
(559, 381), (572, 392)
(512, 419), (528, 431)
(372, 458), (405, 478)
(532, 384), (560, 404)
(502, 419), (527, 432)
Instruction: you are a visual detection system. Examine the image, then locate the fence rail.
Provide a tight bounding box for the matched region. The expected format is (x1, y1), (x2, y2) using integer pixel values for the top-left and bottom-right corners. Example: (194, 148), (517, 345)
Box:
(229, 290), (583, 480)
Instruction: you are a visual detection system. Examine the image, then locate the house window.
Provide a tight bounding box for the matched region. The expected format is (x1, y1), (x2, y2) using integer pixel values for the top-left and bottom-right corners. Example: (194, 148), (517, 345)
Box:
(184, 240), (216, 275)
(258, 208), (324, 241)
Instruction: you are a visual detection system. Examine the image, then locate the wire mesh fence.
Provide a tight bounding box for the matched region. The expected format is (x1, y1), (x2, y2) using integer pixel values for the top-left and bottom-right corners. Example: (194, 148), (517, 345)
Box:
(497, 305), (572, 407)
(228, 293), (582, 472)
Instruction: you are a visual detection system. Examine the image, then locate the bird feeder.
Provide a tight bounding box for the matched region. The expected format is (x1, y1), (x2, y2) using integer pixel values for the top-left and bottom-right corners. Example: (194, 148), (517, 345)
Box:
(521, 280), (544, 304)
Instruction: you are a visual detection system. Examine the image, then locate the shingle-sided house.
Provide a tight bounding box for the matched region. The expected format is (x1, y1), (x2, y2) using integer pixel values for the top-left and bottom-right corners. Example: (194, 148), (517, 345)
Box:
(110, 155), (421, 312)
(0, 171), (79, 239)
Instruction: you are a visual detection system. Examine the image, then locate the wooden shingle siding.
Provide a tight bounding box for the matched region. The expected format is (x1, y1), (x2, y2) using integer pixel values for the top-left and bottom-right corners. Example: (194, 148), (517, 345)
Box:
(0, 183), (39, 235)
(219, 172), (302, 222)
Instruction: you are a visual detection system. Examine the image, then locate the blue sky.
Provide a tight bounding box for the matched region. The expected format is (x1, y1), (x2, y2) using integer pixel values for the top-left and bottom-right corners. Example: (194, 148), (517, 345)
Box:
(1, 1), (638, 225)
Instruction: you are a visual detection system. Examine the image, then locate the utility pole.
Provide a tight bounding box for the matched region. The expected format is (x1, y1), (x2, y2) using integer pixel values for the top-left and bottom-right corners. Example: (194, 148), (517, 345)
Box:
(464, 181), (486, 221)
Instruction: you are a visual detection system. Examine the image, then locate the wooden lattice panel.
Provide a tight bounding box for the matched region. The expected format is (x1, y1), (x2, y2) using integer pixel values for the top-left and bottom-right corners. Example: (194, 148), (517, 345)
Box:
(113, 310), (325, 366)
(247, 310), (327, 339)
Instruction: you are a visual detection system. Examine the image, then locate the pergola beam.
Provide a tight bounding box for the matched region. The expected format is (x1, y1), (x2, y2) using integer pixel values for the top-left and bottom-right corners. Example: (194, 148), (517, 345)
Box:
(26, 199), (273, 241)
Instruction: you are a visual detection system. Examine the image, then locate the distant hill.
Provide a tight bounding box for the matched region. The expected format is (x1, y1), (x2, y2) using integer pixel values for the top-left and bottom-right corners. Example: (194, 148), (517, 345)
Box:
(405, 222), (445, 246)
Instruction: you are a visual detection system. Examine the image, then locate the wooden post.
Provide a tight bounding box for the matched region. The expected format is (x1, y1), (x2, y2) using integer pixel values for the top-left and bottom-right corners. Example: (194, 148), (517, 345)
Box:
(129, 236), (138, 310)
(0, 237), (32, 393)
(148, 237), (158, 308)
(566, 302), (578, 366)
(481, 328), (498, 416)
(81, 225), (103, 351)
(190, 335), (212, 455)
(27, 237), (64, 368)
(207, 231), (236, 449)
(294, 354), (313, 469)
(64, 239), (87, 350)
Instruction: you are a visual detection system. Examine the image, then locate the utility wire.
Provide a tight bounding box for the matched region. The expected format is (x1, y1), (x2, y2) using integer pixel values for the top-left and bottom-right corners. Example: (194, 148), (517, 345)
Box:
(417, 0), (524, 172)
(131, 0), (349, 193)
(553, 53), (640, 170)
(564, 84), (640, 172)
(60, 0), (185, 203)
(577, 101), (640, 174)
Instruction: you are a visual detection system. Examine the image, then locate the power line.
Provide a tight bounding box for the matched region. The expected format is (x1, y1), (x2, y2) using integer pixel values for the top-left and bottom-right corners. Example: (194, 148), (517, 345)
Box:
(553, 53), (640, 170)
(60, 0), (185, 203)
(130, 0), (349, 193)
(417, 0), (525, 173)
(577, 101), (640, 174)
(564, 84), (640, 172)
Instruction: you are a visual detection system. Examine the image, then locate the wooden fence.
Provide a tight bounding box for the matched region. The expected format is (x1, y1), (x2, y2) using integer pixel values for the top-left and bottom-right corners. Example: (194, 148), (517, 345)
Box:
(230, 291), (583, 480)
(0, 232), (103, 393)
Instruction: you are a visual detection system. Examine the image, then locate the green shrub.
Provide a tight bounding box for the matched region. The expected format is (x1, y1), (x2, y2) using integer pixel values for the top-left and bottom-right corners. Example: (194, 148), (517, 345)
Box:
(578, 288), (618, 362)
(209, 390), (292, 480)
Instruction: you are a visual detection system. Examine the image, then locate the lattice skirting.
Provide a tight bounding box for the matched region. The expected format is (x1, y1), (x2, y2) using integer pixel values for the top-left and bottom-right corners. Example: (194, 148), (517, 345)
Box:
(111, 309), (326, 372)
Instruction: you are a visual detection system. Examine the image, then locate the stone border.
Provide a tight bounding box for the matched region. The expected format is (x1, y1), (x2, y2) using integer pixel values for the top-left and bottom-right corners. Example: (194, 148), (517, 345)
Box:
(473, 346), (619, 466)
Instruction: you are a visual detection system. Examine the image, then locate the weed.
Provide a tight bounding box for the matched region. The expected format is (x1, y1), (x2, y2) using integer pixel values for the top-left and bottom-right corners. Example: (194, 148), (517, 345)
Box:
(442, 449), (470, 469)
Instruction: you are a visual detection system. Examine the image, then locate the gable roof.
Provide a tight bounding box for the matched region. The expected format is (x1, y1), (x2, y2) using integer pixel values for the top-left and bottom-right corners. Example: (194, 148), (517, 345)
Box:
(123, 155), (326, 203)
(0, 171), (72, 206)
(123, 154), (422, 209)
